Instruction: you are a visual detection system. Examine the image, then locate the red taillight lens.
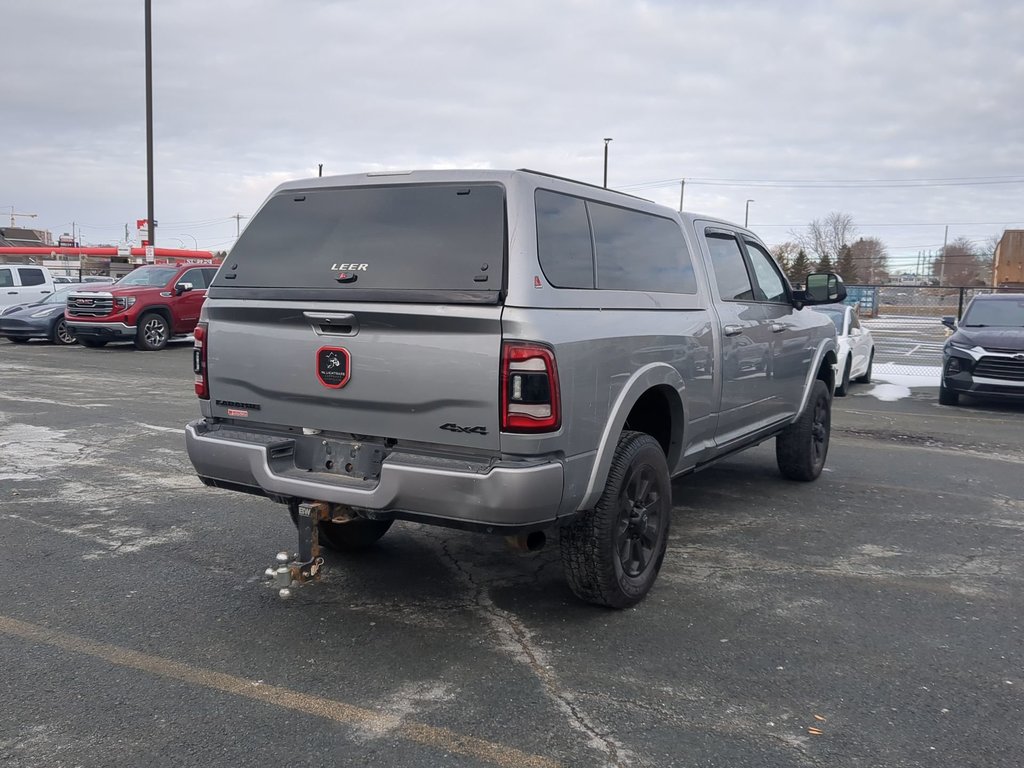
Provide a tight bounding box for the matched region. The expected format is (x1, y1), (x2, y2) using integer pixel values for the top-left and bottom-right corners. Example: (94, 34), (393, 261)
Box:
(193, 322), (209, 399)
(501, 341), (560, 433)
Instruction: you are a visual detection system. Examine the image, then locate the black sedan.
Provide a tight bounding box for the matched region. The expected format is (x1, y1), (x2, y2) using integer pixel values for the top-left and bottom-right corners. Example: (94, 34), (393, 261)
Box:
(0, 286), (82, 345)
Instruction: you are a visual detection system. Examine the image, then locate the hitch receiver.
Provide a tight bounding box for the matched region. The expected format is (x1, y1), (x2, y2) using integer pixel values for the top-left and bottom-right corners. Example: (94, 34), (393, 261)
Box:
(289, 501), (328, 583)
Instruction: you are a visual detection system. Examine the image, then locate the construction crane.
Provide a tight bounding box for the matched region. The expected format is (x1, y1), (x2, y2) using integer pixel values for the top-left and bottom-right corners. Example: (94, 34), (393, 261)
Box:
(3, 206), (38, 227)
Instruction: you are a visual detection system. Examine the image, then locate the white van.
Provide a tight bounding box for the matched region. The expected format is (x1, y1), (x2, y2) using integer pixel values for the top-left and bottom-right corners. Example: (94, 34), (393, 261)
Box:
(0, 264), (57, 309)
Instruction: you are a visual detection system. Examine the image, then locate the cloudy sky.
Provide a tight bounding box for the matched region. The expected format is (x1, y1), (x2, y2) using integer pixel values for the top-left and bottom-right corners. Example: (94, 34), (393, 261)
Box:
(3, 0), (1022, 272)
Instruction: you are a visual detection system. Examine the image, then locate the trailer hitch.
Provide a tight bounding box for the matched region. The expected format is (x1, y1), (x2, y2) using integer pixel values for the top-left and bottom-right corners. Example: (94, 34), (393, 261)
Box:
(266, 501), (328, 596)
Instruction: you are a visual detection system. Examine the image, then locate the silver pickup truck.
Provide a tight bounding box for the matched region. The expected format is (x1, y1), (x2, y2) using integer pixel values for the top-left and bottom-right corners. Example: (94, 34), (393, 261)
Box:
(186, 169), (844, 608)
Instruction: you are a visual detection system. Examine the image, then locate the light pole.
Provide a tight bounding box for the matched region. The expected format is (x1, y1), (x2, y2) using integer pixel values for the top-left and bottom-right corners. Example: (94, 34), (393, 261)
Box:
(145, 0), (155, 246)
(603, 138), (613, 188)
(744, 199), (754, 228)
(182, 233), (198, 250)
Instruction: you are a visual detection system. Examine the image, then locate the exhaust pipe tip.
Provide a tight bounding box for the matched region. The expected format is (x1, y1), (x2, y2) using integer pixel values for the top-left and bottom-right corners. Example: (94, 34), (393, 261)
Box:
(505, 531), (546, 553)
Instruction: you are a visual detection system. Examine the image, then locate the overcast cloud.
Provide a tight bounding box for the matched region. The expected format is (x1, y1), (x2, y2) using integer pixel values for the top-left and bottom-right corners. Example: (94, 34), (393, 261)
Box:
(3, 0), (1022, 269)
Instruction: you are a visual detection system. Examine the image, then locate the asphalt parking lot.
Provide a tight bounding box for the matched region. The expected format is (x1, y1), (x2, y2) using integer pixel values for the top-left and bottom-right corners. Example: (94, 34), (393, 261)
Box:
(1, 340), (1022, 768)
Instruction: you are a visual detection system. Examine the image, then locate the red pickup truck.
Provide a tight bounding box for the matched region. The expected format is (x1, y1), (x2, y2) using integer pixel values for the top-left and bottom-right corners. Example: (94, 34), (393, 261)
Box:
(66, 262), (220, 350)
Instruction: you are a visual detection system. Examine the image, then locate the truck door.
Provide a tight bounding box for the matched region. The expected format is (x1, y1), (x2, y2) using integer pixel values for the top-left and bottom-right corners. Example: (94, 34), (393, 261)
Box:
(172, 267), (208, 332)
(740, 238), (811, 421)
(701, 228), (776, 445)
(11, 267), (51, 306)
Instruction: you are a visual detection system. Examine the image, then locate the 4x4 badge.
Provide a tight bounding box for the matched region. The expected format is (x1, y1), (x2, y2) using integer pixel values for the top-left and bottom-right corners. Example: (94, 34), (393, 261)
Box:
(316, 347), (351, 388)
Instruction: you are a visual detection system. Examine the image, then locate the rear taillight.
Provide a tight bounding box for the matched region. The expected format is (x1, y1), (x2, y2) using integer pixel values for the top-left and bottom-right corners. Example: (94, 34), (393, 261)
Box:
(193, 322), (209, 399)
(501, 341), (560, 433)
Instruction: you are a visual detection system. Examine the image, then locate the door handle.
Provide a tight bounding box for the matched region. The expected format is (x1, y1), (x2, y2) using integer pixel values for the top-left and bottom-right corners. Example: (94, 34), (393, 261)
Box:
(723, 324), (742, 337)
(6, 291), (17, 295)
(770, 323), (787, 333)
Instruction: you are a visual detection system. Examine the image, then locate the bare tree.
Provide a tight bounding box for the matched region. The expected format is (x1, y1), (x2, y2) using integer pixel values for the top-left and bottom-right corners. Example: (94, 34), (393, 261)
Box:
(848, 237), (890, 283)
(770, 241), (800, 275)
(932, 236), (985, 286)
(793, 212), (858, 271)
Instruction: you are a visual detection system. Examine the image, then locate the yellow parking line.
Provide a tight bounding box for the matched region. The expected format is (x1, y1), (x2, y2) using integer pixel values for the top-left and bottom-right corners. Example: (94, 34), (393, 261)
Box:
(0, 615), (561, 768)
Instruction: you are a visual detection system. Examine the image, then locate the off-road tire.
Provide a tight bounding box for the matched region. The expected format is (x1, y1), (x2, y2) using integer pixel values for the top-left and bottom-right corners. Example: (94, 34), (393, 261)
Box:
(51, 317), (76, 345)
(560, 431), (672, 609)
(135, 312), (169, 351)
(776, 379), (831, 481)
(939, 381), (959, 406)
(79, 338), (107, 348)
(289, 508), (394, 552)
(855, 349), (874, 383)
(835, 357), (852, 397)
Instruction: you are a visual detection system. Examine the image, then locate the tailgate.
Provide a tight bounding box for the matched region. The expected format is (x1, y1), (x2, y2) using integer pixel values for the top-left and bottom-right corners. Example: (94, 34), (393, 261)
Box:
(205, 301), (503, 451)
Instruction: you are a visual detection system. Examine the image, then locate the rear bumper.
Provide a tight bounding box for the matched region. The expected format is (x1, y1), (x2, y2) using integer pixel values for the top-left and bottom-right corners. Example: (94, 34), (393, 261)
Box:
(66, 320), (136, 340)
(185, 420), (565, 531)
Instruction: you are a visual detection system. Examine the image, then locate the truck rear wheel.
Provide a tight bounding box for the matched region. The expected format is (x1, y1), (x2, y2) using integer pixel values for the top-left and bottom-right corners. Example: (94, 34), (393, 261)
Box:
(560, 431), (671, 609)
(135, 312), (169, 350)
(289, 507), (393, 551)
(776, 379), (831, 481)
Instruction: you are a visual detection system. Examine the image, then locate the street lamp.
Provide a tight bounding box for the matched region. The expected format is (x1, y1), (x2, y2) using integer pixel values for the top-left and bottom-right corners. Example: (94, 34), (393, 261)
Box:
(182, 233), (198, 250)
(603, 138), (613, 188)
(744, 199), (754, 228)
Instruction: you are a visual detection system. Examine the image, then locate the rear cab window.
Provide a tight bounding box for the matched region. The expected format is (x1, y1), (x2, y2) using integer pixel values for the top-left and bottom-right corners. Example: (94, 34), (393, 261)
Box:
(212, 183), (507, 303)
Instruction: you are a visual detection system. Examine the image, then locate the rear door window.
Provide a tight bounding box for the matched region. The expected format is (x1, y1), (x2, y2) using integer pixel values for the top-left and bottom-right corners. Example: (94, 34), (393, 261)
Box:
(215, 183), (506, 300)
(17, 268), (46, 286)
(0, 268), (12, 287)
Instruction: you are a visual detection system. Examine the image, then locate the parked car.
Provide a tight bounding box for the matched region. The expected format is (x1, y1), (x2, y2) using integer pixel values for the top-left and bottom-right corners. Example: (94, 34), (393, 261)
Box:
(813, 303), (875, 395)
(65, 262), (220, 350)
(0, 264), (57, 309)
(185, 169), (845, 609)
(0, 284), (88, 345)
(940, 293), (1024, 405)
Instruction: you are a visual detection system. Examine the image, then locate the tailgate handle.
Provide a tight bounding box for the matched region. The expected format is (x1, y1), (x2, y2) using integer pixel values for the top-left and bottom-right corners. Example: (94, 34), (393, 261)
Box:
(304, 311), (358, 336)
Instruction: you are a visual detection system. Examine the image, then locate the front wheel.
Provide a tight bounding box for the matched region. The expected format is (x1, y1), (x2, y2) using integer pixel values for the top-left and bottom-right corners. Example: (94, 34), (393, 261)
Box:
(776, 379), (831, 481)
(835, 357), (852, 397)
(560, 431), (672, 609)
(135, 312), (169, 351)
(855, 349), (874, 383)
(939, 380), (960, 406)
(51, 317), (77, 345)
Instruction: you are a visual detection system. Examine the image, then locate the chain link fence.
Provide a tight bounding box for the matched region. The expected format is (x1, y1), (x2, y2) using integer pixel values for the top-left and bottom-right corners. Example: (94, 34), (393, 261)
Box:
(846, 285), (1021, 376)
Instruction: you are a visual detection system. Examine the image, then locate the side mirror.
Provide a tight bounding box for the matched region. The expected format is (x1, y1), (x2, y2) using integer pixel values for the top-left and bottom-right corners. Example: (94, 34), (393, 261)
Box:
(174, 281), (194, 296)
(941, 315), (956, 330)
(794, 272), (847, 307)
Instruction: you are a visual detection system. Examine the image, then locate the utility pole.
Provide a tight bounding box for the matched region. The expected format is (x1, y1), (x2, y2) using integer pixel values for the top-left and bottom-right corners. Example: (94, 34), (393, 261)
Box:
(318, 163), (323, 178)
(145, 0), (156, 246)
(232, 213), (248, 237)
(678, 179), (685, 212)
(939, 225), (949, 285)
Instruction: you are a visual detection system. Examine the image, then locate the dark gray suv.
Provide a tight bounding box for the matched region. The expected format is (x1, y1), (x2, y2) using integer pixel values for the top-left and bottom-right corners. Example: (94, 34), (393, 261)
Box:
(186, 169), (843, 607)
(940, 293), (1024, 405)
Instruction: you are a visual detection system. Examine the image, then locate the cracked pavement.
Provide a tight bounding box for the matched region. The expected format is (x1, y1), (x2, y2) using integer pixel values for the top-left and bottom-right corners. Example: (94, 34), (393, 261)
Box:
(1, 341), (1022, 767)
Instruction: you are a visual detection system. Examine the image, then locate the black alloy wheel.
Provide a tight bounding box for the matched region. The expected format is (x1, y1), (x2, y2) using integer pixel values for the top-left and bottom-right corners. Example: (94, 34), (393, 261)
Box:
(776, 379), (831, 481)
(561, 431), (672, 608)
